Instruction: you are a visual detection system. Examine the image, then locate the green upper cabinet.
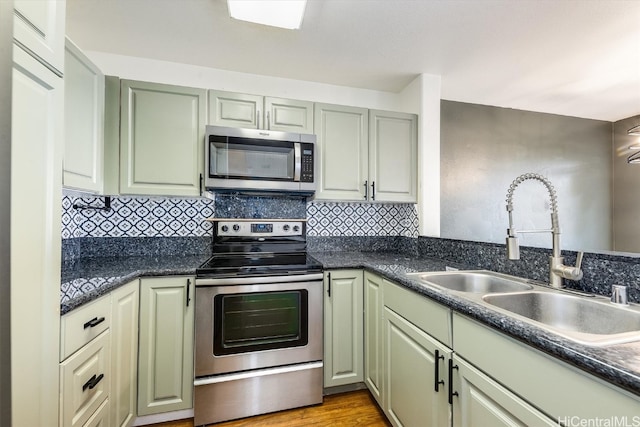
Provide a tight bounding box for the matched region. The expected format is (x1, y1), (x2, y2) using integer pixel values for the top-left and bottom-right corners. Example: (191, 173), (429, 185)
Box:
(63, 39), (105, 193)
(208, 90), (314, 133)
(314, 103), (369, 201)
(369, 110), (417, 203)
(120, 80), (205, 196)
(13, 0), (66, 74)
(314, 105), (417, 203)
(264, 97), (314, 133)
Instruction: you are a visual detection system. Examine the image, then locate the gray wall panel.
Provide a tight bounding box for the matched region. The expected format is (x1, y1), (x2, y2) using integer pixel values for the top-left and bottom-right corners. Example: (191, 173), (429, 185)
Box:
(613, 114), (640, 252)
(0, 0), (12, 425)
(440, 100), (612, 252)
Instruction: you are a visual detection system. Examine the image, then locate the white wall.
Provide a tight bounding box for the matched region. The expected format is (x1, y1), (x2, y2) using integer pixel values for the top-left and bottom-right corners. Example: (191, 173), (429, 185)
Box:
(401, 74), (441, 237)
(87, 51), (412, 112)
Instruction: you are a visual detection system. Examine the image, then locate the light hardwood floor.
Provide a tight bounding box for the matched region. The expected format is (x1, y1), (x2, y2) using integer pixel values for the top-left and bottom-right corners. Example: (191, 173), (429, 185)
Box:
(148, 390), (390, 427)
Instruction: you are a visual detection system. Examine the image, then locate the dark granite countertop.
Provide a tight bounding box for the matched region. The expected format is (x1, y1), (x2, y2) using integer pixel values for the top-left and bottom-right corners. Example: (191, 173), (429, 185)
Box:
(310, 251), (640, 397)
(61, 254), (210, 315)
(60, 249), (640, 397)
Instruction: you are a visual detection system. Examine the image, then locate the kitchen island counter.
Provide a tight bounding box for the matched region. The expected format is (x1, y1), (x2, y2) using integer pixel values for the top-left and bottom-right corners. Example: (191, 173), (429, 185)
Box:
(311, 251), (640, 399)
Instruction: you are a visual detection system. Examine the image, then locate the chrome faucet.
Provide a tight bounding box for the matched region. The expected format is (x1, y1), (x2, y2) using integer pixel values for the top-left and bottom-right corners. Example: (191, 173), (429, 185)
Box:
(505, 173), (583, 288)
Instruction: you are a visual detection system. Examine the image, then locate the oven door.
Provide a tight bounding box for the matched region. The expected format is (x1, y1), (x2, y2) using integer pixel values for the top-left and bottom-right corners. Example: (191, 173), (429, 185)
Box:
(195, 274), (323, 377)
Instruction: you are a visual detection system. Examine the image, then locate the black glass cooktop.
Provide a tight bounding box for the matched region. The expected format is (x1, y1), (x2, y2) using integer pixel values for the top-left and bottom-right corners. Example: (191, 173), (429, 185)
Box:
(196, 252), (323, 278)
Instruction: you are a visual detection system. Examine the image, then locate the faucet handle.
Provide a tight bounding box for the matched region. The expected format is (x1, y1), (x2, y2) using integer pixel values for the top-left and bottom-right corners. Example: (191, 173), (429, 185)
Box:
(611, 284), (628, 305)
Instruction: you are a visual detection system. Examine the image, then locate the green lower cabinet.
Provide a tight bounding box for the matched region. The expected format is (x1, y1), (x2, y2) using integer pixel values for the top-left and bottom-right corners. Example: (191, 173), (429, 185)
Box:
(364, 272), (384, 405)
(138, 276), (194, 416)
(451, 355), (556, 426)
(323, 270), (364, 388)
(383, 306), (451, 427)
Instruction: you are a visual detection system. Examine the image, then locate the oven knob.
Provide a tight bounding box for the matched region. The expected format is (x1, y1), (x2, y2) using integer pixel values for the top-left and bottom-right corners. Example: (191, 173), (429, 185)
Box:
(221, 225), (228, 232)
(283, 224), (290, 232)
(233, 224), (240, 232)
(293, 225), (300, 232)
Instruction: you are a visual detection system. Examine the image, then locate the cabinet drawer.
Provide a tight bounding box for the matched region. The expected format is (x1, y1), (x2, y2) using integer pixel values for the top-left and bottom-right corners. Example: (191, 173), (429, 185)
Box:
(61, 295), (111, 361)
(82, 398), (109, 427)
(60, 330), (111, 427)
(383, 279), (452, 347)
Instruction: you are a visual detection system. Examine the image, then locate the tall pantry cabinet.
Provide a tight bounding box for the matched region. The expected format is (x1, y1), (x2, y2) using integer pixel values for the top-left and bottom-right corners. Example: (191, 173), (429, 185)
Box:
(10, 0), (66, 425)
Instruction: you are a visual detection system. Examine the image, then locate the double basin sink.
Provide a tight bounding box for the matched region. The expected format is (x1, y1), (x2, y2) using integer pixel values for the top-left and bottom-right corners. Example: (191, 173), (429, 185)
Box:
(405, 270), (640, 346)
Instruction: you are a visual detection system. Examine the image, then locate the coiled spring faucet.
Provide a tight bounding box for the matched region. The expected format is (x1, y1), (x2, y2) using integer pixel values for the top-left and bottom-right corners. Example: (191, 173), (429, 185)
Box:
(505, 173), (583, 288)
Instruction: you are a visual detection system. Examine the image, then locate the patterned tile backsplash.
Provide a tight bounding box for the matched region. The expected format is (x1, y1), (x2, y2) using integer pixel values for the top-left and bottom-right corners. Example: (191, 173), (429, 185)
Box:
(62, 194), (215, 238)
(62, 192), (420, 240)
(307, 201), (418, 237)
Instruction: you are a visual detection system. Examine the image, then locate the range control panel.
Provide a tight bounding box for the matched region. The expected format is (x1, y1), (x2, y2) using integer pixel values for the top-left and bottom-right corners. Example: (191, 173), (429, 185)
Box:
(216, 220), (304, 237)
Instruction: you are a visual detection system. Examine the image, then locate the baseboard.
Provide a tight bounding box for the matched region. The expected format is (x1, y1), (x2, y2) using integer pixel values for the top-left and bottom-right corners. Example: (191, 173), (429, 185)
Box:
(323, 382), (368, 396)
(132, 408), (194, 426)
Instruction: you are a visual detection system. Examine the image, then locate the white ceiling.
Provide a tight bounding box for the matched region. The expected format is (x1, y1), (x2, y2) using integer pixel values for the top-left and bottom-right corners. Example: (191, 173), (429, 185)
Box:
(66, 0), (640, 122)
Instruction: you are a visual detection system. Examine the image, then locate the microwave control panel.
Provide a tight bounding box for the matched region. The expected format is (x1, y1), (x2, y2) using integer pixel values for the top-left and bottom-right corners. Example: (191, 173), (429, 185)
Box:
(301, 143), (314, 182)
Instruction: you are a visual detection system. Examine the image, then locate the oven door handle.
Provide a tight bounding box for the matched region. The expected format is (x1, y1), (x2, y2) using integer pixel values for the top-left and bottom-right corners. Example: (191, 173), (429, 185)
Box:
(194, 361), (324, 386)
(196, 273), (324, 286)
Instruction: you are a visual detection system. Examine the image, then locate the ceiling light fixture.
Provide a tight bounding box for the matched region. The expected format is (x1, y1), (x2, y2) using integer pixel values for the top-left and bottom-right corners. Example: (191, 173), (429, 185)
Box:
(227, 0), (307, 30)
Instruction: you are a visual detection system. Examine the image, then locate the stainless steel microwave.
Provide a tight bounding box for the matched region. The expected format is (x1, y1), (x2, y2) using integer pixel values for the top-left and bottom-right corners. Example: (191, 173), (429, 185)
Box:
(204, 126), (316, 194)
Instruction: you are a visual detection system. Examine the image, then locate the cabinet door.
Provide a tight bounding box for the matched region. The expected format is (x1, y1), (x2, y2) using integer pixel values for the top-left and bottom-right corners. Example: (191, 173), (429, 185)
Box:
(110, 281), (139, 427)
(314, 103), (369, 200)
(63, 39), (105, 193)
(120, 80), (205, 196)
(452, 355), (556, 427)
(11, 45), (62, 427)
(208, 90), (262, 129)
(13, 0), (65, 73)
(138, 277), (194, 416)
(369, 110), (417, 203)
(364, 272), (383, 405)
(323, 270), (364, 388)
(264, 97), (313, 133)
(384, 307), (450, 427)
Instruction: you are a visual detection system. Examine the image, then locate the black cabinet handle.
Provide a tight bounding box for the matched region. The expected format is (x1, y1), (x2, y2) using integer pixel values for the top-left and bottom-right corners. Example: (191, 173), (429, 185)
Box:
(83, 317), (105, 329)
(327, 272), (331, 298)
(199, 173), (203, 195)
(448, 359), (459, 404)
(434, 349), (445, 392)
(363, 180), (368, 200)
(371, 181), (376, 201)
(82, 373), (104, 392)
(186, 279), (191, 307)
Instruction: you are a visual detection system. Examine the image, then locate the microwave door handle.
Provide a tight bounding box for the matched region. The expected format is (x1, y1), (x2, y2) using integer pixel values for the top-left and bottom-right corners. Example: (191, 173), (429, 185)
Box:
(294, 143), (302, 182)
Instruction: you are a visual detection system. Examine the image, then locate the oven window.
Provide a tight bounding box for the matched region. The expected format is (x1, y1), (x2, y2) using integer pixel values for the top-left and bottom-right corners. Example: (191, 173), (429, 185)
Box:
(213, 290), (308, 355)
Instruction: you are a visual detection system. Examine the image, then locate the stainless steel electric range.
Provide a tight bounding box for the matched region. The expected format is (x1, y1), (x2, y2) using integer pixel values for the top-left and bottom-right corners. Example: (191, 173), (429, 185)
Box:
(194, 219), (323, 426)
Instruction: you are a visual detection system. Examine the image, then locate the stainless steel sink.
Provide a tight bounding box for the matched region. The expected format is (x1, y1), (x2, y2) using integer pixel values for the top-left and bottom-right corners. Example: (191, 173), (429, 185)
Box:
(406, 271), (534, 294)
(483, 291), (640, 345)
